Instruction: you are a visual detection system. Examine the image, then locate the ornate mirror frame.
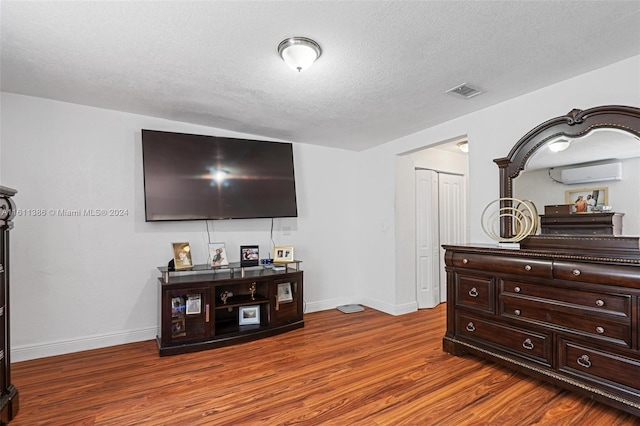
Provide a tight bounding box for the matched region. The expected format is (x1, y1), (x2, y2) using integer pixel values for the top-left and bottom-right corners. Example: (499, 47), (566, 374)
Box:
(493, 105), (640, 240)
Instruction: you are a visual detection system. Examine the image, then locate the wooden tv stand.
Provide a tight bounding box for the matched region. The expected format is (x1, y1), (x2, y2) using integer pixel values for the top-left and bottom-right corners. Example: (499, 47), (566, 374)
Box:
(442, 239), (640, 416)
(157, 262), (303, 356)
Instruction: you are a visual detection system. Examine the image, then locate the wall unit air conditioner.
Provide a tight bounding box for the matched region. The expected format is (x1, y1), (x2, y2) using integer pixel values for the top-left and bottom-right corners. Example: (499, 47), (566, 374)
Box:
(560, 162), (622, 185)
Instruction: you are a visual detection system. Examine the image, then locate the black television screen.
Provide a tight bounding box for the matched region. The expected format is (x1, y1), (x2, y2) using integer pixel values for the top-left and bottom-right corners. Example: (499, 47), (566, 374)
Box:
(142, 129), (298, 221)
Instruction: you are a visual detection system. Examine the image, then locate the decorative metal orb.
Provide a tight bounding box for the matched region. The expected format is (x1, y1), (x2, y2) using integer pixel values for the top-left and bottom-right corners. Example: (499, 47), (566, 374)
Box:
(481, 198), (539, 243)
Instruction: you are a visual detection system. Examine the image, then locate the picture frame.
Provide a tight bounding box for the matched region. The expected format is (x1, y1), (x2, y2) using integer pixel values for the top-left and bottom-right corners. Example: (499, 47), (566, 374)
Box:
(172, 242), (193, 270)
(171, 317), (186, 338)
(171, 296), (185, 317)
(277, 282), (293, 303)
(274, 246), (294, 263)
(565, 187), (608, 213)
(186, 294), (202, 315)
(239, 305), (260, 325)
(208, 242), (229, 267)
(240, 245), (259, 267)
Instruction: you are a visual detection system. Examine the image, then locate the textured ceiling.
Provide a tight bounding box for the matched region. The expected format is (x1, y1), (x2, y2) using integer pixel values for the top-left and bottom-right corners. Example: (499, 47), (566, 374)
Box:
(1, 1), (639, 151)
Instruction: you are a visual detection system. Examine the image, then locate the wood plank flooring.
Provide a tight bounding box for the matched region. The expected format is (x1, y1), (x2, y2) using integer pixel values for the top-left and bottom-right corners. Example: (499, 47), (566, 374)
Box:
(10, 304), (640, 425)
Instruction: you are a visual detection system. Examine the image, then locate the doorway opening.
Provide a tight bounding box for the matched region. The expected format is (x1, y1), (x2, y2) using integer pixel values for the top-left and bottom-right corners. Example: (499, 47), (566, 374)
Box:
(394, 137), (469, 310)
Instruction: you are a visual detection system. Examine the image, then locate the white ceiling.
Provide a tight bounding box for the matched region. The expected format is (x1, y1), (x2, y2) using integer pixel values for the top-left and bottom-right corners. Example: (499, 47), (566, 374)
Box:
(525, 129), (640, 171)
(1, 1), (639, 151)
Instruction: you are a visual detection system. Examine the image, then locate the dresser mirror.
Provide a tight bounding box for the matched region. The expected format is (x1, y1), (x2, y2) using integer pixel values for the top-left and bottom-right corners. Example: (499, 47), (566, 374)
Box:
(493, 105), (640, 240)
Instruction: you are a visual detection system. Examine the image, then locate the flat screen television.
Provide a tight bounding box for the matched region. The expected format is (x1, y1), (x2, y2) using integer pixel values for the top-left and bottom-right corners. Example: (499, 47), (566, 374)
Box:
(142, 129), (298, 221)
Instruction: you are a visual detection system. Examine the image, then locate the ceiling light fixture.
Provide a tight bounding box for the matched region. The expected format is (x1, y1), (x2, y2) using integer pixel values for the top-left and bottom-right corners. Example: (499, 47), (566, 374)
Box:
(457, 141), (469, 153)
(278, 37), (322, 72)
(548, 138), (571, 152)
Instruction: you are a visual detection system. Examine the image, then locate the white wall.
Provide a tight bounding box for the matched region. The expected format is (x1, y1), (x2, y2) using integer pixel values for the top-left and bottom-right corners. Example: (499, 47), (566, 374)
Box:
(355, 55), (640, 314)
(0, 93), (360, 361)
(2, 55), (639, 360)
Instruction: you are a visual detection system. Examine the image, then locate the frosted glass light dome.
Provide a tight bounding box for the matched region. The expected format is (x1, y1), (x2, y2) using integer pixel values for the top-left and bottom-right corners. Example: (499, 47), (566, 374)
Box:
(278, 37), (322, 72)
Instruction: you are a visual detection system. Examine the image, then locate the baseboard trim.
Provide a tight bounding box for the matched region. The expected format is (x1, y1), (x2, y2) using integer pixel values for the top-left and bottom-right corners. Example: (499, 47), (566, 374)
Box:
(12, 326), (157, 362)
(14, 299), (419, 362)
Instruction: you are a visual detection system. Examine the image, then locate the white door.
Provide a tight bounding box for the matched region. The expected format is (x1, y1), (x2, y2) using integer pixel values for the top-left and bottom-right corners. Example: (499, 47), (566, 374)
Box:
(416, 170), (440, 308)
(437, 172), (466, 302)
(416, 170), (466, 308)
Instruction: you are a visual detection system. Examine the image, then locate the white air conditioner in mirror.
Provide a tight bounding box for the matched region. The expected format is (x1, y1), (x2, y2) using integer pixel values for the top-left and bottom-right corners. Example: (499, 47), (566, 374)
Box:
(559, 162), (622, 184)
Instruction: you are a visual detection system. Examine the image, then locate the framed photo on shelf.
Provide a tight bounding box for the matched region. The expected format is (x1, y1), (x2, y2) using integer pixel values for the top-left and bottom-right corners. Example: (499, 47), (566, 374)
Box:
(172, 242), (193, 270)
(239, 305), (260, 325)
(186, 294), (202, 315)
(240, 245), (259, 267)
(277, 282), (293, 303)
(209, 242), (229, 267)
(274, 246), (294, 263)
(565, 187), (608, 213)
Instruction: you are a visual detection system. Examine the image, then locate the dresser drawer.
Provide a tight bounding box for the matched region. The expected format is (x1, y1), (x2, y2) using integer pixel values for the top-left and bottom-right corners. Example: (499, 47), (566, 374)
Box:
(500, 295), (632, 347)
(452, 253), (553, 278)
(553, 261), (640, 288)
(541, 214), (618, 226)
(456, 312), (551, 365)
(541, 226), (615, 235)
(501, 280), (630, 318)
(558, 337), (640, 395)
(455, 274), (494, 313)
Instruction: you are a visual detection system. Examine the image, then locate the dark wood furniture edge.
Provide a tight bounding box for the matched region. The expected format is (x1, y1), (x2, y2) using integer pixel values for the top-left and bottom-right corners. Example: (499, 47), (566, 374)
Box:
(442, 336), (640, 417)
(0, 186), (19, 423)
(157, 320), (304, 356)
(442, 243), (640, 265)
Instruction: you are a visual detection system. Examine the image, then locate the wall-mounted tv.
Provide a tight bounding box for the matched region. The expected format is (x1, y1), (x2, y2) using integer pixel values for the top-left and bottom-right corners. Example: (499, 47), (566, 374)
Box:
(142, 129), (298, 221)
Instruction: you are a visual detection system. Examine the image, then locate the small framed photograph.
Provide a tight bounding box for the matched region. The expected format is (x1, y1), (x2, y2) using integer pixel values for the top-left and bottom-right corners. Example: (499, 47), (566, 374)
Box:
(171, 318), (186, 338)
(239, 305), (260, 325)
(274, 246), (294, 263)
(565, 187), (608, 213)
(171, 296), (185, 317)
(277, 282), (293, 303)
(209, 242), (229, 267)
(240, 245), (259, 267)
(172, 242), (193, 270)
(186, 294), (202, 315)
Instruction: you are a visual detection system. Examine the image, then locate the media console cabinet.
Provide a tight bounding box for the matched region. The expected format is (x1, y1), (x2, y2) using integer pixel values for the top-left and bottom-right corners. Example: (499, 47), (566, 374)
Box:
(157, 263), (303, 356)
(443, 238), (640, 416)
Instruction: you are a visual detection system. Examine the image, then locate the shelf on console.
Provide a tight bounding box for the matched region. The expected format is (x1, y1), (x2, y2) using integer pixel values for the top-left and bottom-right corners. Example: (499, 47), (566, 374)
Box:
(158, 260), (302, 284)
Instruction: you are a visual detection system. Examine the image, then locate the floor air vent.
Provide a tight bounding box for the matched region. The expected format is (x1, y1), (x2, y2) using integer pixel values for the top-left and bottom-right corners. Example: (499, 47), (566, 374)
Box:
(337, 304), (365, 313)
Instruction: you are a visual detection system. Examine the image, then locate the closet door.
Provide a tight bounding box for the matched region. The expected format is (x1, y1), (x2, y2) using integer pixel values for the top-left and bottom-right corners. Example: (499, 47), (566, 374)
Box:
(416, 170), (465, 308)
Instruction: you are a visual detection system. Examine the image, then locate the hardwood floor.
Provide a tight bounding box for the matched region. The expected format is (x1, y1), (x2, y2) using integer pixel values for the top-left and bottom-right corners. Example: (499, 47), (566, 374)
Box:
(11, 304), (639, 425)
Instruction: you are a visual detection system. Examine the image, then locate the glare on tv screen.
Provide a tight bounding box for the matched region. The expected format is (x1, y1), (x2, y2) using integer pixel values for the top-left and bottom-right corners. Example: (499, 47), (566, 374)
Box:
(142, 130), (298, 221)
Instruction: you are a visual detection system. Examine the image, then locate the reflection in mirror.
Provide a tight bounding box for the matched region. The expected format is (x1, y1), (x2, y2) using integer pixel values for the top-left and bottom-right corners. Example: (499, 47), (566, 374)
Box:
(514, 129), (640, 236)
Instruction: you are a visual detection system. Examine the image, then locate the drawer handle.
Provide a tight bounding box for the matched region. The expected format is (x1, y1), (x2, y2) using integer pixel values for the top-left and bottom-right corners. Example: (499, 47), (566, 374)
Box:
(595, 299), (604, 307)
(514, 309), (521, 316)
(577, 355), (592, 369)
(572, 269), (581, 276)
(514, 286), (521, 293)
(596, 326), (605, 334)
(468, 287), (479, 298)
(465, 322), (476, 332)
(524, 265), (532, 271)
(462, 258), (468, 264)
(522, 338), (534, 350)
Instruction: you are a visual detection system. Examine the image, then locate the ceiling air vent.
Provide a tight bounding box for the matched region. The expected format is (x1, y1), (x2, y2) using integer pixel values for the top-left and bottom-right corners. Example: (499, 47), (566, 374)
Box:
(446, 83), (482, 99)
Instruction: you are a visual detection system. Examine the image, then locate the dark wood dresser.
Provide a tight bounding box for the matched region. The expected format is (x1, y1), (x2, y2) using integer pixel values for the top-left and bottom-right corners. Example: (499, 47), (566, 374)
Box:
(540, 212), (624, 236)
(442, 237), (640, 416)
(0, 187), (18, 423)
